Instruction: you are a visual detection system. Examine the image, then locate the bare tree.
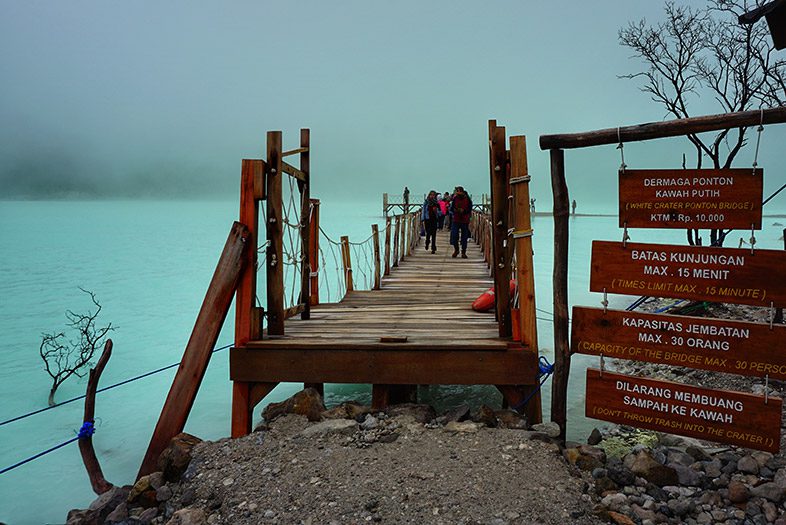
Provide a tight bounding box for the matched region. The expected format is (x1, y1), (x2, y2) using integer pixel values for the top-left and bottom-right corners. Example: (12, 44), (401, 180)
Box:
(619, 0), (785, 246)
(40, 288), (114, 406)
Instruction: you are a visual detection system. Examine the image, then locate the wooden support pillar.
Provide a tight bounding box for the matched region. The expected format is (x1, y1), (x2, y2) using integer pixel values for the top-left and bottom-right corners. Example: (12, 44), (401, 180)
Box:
(383, 193), (389, 217)
(776, 228), (785, 324)
(308, 199), (320, 307)
(510, 135), (542, 424)
(392, 216), (401, 267)
(340, 235), (354, 292)
(550, 148), (570, 441)
(266, 131), (285, 335)
(372, 224), (381, 290)
(383, 217), (392, 276)
(141, 221), (249, 476)
(400, 213), (407, 262)
(299, 128), (311, 320)
(489, 121), (512, 337)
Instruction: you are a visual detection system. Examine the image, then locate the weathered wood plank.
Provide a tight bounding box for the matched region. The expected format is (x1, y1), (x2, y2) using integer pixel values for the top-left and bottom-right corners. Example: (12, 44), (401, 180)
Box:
(140, 221), (249, 476)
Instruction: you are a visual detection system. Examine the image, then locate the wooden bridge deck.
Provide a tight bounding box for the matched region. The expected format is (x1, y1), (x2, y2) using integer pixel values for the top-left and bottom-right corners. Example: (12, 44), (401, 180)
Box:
(230, 230), (538, 387)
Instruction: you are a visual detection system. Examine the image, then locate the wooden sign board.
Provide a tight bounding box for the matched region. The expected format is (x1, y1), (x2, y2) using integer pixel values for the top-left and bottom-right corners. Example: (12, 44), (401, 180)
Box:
(572, 307), (786, 380)
(590, 241), (786, 307)
(619, 169), (763, 229)
(586, 368), (781, 452)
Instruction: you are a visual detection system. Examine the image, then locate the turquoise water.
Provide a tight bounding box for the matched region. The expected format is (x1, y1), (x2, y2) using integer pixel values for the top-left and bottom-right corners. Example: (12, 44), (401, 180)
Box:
(1, 199), (785, 524)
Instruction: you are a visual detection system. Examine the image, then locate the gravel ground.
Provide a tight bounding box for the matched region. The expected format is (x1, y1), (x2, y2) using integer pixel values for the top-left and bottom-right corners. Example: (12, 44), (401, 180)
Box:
(166, 415), (605, 525)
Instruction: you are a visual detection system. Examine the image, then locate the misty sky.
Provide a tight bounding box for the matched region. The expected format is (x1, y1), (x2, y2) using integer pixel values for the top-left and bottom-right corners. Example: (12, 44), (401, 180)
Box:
(1, 1), (784, 209)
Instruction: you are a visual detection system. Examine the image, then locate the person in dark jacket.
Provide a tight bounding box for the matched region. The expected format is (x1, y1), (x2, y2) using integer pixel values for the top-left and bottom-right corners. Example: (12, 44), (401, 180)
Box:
(421, 190), (441, 254)
(449, 186), (472, 258)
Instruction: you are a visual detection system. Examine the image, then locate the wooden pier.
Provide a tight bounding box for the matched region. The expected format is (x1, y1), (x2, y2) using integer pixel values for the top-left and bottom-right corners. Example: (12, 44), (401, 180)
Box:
(139, 122), (543, 474)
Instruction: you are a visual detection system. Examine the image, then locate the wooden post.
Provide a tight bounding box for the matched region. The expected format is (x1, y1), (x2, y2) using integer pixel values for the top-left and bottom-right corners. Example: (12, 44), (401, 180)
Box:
(392, 215), (401, 267)
(266, 131), (285, 335)
(340, 235), (354, 292)
(776, 228), (786, 324)
(299, 128), (311, 320)
(372, 224), (381, 290)
(407, 215), (414, 256)
(489, 122), (512, 337)
(510, 135), (542, 424)
(550, 148), (570, 441)
(384, 217), (392, 276)
(400, 213), (407, 262)
(308, 199), (320, 307)
(141, 221), (249, 476)
(383, 193), (388, 217)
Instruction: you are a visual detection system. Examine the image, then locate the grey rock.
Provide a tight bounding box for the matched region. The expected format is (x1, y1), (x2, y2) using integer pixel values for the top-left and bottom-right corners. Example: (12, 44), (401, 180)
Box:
(531, 421), (560, 438)
(600, 492), (627, 512)
(672, 464), (702, 487)
(299, 419), (357, 437)
(439, 404), (470, 423)
(360, 414), (378, 430)
(105, 502), (128, 524)
(156, 485), (173, 502)
(158, 433), (203, 483)
(443, 421), (482, 433)
(685, 446), (711, 462)
(387, 403), (437, 424)
(737, 454), (760, 475)
(751, 481), (786, 502)
(494, 409), (527, 429)
(667, 499), (694, 517)
(666, 449), (695, 467)
(166, 507), (207, 525)
(703, 459), (722, 478)
(472, 404), (497, 427)
(587, 428), (602, 446)
(762, 500), (778, 523)
(138, 507), (158, 524)
(628, 450), (679, 487)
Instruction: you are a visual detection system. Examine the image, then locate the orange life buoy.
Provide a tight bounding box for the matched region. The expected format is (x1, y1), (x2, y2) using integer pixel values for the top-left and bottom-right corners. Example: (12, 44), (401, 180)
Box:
(472, 280), (516, 312)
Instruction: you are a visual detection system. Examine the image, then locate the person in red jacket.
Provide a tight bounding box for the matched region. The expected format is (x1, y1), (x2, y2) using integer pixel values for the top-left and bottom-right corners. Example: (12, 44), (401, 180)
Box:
(449, 186), (472, 258)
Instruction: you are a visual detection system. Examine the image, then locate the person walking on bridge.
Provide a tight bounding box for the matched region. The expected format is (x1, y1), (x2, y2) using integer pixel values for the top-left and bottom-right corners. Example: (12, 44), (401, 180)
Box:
(421, 190), (441, 254)
(450, 186), (472, 258)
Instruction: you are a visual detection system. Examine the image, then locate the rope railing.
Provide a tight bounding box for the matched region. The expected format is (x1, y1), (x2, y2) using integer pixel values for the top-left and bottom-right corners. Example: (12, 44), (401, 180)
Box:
(0, 342), (233, 475)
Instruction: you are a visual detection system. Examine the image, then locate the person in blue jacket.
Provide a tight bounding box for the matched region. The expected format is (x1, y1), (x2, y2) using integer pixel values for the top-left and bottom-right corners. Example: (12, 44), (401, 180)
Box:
(421, 190), (442, 254)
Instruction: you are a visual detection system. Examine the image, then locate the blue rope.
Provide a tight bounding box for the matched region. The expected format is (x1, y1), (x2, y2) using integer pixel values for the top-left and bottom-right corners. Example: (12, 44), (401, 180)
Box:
(0, 421), (97, 475)
(0, 343), (232, 427)
(513, 356), (554, 412)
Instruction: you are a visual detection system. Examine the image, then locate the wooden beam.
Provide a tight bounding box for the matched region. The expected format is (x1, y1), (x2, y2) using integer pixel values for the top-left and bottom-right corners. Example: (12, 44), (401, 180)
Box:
(489, 121), (512, 337)
(284, 303), (305, 319)
(392, 216), (400, 267)
(231, 347), (539, 385)
(539, 106), (786, 150)
(510, 135), (542, 424)
(282, 146), (309, 157)
(308, 199), (320, 307)
(372, 224), (381, 290)
(549, 148), (570, 441)
(340, 235), (354, 292)
(299, 129), (311, 320)
(383, 217), (392, 276)
(282, 160), (306, 182)
(140, 221), (249, 476)
(266, 131), (285, 335)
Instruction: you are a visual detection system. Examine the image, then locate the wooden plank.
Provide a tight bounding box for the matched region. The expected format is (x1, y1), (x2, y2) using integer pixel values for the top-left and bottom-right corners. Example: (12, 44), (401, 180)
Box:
(140, 221), (249, 476)
(590, 241), (786, 307)
(585, 368), (781, 453)
(281, 160), (306, 181)
(266, 131), (285, 334)
(231, 347), (538, 384)
(572, 306), (786, 379)
(619, 169), (763, 229)
(539, 106), (786, 150)
(299, 129), (311, 320)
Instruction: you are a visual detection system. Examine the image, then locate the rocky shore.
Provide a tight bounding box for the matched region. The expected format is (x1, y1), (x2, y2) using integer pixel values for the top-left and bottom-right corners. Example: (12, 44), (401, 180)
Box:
(65, 302), (786, 525)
